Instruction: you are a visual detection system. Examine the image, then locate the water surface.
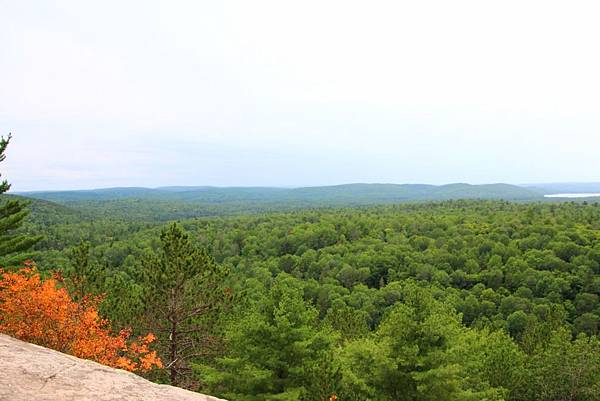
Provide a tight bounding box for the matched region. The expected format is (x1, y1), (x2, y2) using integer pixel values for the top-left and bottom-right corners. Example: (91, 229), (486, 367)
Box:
(544, 193), (600, 198)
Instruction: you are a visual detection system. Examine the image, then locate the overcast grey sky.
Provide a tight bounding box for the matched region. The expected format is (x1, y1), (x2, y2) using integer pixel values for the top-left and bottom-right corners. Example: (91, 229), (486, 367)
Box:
(1, 0), (599, 191)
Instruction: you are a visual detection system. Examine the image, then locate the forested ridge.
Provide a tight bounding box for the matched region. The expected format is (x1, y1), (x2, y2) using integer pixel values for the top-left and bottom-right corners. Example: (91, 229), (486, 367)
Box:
(10, 197), (600, 400)
(17, 183), (546, 221)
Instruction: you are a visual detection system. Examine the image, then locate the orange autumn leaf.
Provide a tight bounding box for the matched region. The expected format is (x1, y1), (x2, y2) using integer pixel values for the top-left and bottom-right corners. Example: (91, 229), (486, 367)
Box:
(0, 262), (162, 372)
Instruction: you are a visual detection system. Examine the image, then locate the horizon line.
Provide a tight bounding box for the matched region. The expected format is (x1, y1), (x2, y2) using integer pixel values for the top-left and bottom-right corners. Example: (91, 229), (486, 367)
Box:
(12, 181), (600, 194)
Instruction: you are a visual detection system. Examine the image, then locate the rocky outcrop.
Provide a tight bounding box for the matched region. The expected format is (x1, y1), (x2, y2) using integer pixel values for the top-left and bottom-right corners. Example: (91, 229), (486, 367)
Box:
(0, 334), (226, 401)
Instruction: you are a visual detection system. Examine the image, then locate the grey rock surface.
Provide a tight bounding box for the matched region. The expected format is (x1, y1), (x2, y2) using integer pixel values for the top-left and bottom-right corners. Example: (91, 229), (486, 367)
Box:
(0, 334), (226, 401)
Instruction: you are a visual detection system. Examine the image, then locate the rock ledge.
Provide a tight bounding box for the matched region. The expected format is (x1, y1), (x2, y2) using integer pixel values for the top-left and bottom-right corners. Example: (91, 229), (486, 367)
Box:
(0, 333), (225, 401)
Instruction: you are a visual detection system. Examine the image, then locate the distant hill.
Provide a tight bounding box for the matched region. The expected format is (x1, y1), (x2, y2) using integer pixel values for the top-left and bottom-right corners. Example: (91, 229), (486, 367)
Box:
(1, 194), (78, 216)
(19, 183), (541, 205)
(525, 182), (600, 195)
(0, 194), (83, 225)
(10, 183), (543, 221)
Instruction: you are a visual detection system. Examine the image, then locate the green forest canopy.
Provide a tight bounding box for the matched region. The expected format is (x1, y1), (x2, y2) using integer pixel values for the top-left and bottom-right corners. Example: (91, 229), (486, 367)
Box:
(12, 197), (600, 400)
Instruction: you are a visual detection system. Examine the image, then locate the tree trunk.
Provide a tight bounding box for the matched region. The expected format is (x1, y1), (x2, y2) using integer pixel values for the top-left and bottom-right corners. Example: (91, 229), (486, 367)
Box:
(170, 319), (178, 386)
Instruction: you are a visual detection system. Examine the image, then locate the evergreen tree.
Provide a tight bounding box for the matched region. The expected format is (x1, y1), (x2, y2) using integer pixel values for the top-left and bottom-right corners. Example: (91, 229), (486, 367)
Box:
(65, 240), (105, 300)
(141, 222), (230, 388)
(339, 282), (506, 401)
(200, 274), (338, 401)
(0, 134), (42, 264)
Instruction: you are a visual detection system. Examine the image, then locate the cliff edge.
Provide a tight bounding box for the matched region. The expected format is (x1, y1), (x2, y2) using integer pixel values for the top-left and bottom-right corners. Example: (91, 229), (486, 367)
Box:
(0, 334), (225, 401)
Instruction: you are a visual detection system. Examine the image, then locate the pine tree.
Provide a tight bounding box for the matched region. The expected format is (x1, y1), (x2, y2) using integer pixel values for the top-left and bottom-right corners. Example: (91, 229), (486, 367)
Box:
(140, 222), (230, 388)
(200, 274), (338, 401)
(0, 134), (42, 264)
(65, 240), (105, 300)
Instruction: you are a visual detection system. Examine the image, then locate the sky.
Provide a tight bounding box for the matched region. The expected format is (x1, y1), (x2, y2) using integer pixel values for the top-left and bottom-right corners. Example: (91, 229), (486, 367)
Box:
(1, 0), (600, 191)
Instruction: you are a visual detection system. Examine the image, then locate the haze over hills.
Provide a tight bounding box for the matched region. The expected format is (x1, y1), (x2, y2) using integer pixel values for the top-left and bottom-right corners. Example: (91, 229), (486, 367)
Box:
(14, 182), (600, 222)
(523, 182), (600, 194)
(19, 183), (543, 204)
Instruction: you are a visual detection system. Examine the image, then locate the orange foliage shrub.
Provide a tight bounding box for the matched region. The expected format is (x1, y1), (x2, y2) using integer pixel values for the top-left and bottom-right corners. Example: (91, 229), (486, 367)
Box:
(0, 262), (162, 372)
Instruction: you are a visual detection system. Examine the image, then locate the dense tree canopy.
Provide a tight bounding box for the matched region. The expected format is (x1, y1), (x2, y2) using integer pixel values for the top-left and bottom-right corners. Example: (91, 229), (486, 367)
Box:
(8, 198), (600, 399)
